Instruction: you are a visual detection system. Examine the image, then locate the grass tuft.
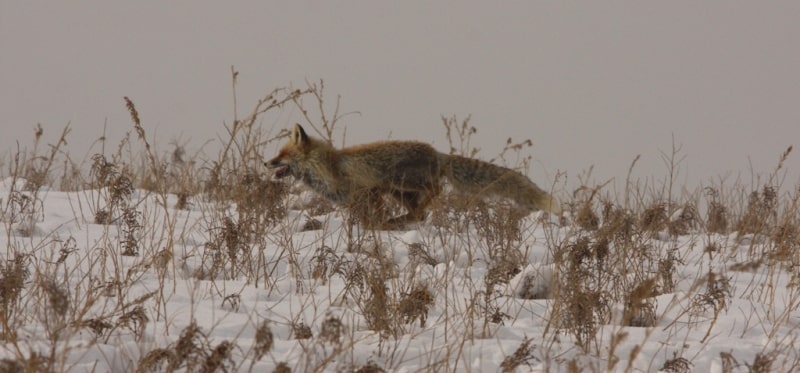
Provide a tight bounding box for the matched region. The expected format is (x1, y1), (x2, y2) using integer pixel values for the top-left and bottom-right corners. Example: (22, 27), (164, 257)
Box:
(1, 81), (798, 372)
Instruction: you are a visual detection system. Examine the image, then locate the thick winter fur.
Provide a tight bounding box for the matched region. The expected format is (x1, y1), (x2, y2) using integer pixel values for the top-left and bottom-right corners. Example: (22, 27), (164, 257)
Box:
(266, 124), (560, 228)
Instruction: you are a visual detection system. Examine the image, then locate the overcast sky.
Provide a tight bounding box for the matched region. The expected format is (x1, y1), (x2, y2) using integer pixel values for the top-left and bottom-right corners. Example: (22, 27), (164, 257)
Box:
(2, 1), (799, 194)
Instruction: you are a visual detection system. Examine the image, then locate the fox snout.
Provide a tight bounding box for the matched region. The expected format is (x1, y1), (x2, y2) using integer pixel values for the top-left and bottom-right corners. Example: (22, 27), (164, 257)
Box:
(265, 157), (291, 179)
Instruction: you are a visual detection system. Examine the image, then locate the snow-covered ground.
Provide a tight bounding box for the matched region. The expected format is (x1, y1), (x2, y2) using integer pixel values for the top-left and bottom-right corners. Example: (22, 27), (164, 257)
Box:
(1, 177), (798, 372)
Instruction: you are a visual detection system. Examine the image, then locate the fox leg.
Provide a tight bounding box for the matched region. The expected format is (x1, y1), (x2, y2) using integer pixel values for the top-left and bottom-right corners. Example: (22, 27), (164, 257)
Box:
(348, 188), (387, 229)
(386, 184), (441, 228)
(386, 191), (421, 227)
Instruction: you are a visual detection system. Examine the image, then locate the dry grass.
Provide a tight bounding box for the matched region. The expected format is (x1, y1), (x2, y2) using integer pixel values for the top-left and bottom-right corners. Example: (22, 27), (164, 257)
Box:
(0, 80), (799, 372)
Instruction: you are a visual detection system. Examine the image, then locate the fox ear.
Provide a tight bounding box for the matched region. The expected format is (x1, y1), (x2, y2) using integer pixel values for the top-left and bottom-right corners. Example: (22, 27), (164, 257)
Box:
(291, 123), (309, 145)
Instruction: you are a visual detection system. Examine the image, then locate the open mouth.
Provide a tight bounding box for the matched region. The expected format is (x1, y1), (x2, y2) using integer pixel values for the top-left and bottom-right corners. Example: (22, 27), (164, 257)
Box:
(273, 165), (290, 178)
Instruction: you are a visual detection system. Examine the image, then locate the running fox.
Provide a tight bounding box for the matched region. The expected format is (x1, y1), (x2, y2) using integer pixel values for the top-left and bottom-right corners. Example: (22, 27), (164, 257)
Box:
(265, 124), (560, 228)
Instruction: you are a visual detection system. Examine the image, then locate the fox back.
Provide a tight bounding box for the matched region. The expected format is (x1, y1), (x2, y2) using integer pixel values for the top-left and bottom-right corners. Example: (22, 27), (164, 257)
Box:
(265, 124), (441, 205)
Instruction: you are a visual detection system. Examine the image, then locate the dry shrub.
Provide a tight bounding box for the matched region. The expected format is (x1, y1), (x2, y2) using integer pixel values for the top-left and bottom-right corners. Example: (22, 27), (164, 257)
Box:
(398, 284), (434, 327)
(552, 236), (607, 349)
(622, 278), (658, 327)
(117, 305), (148, 342)
(301, 218), (323, 231)
(486, 258), (522, 290)
(481, 298), (511, 326)
(273, 362), (292, 373)
(407, 242), (438, 267)
(770, 219), (799, 263)
(707, 201), (729, 234)
(429, 197), (531, 329)
(204, 79), (316, 228)
(429, 114), (538, 236)
(599, 202), (636, 243)
(292, 321), (313, 340)
(197, 167), (287, 284)
(234, 171), (288, 229)
(137, 348), (173, 373)
(38, 278), (70, 338)
(137, 321), (221, 372)
(550, 196), (678, 348)
(2, 124), (70, 238)
(253, 321), (274, 361)
(736, 186), (778, 235)
(361, 271), (393, 336)
(500, 336), (538, 373)
(728, 259), (763, 272)
(483, 256), (522, 324)
(120, 206), (141, 256)
(553, 233), (612, 344)
(747, 352), (776, 373)
(0, 358), (25, 373)
(690, 272), (732, 316)
(474, 201), (525, 255)
(719, 352), (739, 373)
(705, 187), (729, 234)
(202, 341), (234, 373)
(6, 191), (43, 236)
(635, 199), (697, 236)
(19, 124), (70, 192)
(561, 287), (607, 350)
(319, 314), (344, 345)
(428, 193), (471, 232)
(658, 247), (683, 294)
(310, 245), (344, 284)
(473, 201), (527, 328)
(660, 352), (692, 373)
(640, 202), (667, 233)
(353, 361), (386, 373)
(0, 354), (46, 373)
(175, 192), (190, 210)
(222, 294), (241, 312)
(201, 215), (265, 281)
(690, 271), (732, 343)
(334, 241), (409, 337)
(0, 254), (29, 312)
(573, 192), (600, 231)
(171, 322), (206, 370)
(668, 203), (699, 236)
(89, 154), (135, 224)
(74, 317), (113, 339)
(430, 193), (527, 245)
(54, 236), (78, 265)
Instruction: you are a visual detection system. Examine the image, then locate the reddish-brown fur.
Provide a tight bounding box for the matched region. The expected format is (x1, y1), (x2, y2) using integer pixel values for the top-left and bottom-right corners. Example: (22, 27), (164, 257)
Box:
(266, 124), (560, 229)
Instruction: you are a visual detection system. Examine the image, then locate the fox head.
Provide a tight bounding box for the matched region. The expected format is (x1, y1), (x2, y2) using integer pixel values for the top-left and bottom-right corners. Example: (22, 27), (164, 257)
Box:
(264, 123), (311, 179)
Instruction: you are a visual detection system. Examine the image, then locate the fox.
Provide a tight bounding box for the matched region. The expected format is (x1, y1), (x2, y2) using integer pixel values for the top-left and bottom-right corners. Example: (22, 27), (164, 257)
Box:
(265, 124), (560, 229)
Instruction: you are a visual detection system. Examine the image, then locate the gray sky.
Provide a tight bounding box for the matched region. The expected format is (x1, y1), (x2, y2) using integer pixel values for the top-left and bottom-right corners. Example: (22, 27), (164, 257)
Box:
(2, 1), (799, 194)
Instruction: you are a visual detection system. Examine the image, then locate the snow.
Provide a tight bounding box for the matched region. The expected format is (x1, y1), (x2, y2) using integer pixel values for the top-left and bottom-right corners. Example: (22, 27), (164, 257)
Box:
(1, 177), (798, 372)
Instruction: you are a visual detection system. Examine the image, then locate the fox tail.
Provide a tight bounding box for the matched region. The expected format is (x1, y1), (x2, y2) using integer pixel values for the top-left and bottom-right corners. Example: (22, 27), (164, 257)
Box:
(439, 153), (561, 214)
